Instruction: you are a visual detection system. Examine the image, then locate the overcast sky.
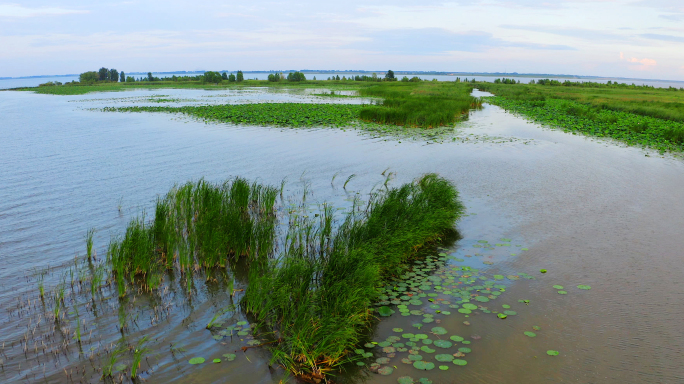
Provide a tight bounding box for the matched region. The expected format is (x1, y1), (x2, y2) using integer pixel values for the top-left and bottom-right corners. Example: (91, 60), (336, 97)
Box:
(1, 0), (683, 80)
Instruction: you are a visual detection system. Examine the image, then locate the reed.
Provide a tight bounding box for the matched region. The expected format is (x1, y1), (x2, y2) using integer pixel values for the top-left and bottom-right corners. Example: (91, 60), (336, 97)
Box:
(242, 174), (464, 380)
(85, 228), (95, 260)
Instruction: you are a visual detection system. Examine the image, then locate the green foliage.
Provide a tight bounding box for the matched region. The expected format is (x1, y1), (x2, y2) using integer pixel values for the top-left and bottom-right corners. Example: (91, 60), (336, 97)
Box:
(384, 70), (396, 81)
(228, 73), (236, 82)
(108, 178), (278, 280)
(109, 69), (119, 83)
(485, 96), (684, 153)
(202, 71), (223, 84)
(358, 82), (480, 128)
(120, 71), (125, 83)
(242, 174), (464, 378)
(236, 70), (244, 82)
(98, 67), (109, 81)
(79, 71), (99, 83)
(286, 72), (306, 82)
(267, 73), (282, 82)
(221, 72), (228, 80)
(106, 103), (363, 127)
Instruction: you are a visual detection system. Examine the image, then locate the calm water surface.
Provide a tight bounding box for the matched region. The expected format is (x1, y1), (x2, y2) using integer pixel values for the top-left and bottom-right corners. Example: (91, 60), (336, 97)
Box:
(0, 87), (683, 383)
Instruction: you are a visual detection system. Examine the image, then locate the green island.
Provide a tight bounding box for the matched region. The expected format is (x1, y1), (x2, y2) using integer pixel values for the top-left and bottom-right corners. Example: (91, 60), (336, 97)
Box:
(14, 72), (684, 153)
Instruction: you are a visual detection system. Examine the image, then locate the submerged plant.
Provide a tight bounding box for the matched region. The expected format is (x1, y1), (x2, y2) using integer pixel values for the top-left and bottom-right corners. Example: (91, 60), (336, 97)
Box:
(131, 336), (150, 379)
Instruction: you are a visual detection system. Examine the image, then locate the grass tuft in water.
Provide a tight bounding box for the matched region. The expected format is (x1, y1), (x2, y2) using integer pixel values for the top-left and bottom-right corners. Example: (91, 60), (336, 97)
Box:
(242, 174), (464, 379)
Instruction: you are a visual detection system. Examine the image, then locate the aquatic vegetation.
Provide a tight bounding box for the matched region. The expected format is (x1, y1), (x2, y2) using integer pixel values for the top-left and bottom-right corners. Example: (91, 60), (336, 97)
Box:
(108, 178), (278, 282)
(358, 82), (481, 128)
(104, 103), (364, 128)
(131, 337), (150, 378)
(482, 90), (684, 153)
(189, 357), (205, 365)
(242, 174), (465, 380)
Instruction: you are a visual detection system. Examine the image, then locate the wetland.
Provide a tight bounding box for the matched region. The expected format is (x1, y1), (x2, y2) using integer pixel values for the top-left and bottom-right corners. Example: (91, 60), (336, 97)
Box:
(1, 82), (683, 384)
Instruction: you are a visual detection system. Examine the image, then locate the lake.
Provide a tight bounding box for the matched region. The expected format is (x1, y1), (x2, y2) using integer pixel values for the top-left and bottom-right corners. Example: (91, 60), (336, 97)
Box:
(0, 87), (682, 383)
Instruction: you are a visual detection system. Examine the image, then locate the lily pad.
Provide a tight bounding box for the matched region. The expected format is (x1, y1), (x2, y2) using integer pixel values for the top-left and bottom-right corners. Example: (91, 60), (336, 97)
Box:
(503, 310), (517, 316)
(553, 285), (564, 290)
(435, 354), (454, 362)
(439, 365), (449, 370)
(577, 285), (592, 290)
(397, 377), (415, 384)
(547, 350), (560, 356)
(213, 358), (221, 363)
(189, 357), (205, 365)
(453, 359), (468, 366)
(462, 303), (478, 310)
(497, 313), (507, 319)
(532, 325), (541, 331)
(393, 328), (404, 332)
(540, 269), (547, 273)
(431, 327), (447, 335)
(222, 353), (236, 361)
(450, 335), (464, 342)
(524, 331), (536, 337)
(558, 291), (567, 295)
(458, 347), (471, 353)
(378, 306), (395, 317)
(420, 346), (436, 353)
(413, 361), (435, 370)
(408, 354), (423, 361)
(433, 340), (453, 348)
(378, 366), (394, 375)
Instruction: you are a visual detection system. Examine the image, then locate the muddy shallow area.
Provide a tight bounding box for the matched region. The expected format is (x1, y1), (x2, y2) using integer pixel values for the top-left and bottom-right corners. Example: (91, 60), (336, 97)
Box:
(0, 88), (682, 383)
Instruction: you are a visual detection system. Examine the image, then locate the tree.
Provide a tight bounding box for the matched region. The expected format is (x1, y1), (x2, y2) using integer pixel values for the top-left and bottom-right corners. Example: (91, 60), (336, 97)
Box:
(126, 76), (135, 82)
(109, 69), (119, 83)
(384, 70), (395, 81)
(80, 71), (99, 83)
(221, 72), (228, 80)
(98, 67), (109, 81)
(236, 70), (244, 82)
(335, 75), (340, 80)
(400, 76), (409, 82)
(228, 73), (236, 82)
(147, 72), (154, 82)
(120, 71), (125, 82)
(203, 71), (222, 84)
(286, 72), (306, 82)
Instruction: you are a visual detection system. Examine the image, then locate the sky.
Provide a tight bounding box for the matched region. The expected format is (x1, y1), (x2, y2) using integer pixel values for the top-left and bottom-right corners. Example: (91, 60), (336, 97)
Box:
(1, 0), (684, 80)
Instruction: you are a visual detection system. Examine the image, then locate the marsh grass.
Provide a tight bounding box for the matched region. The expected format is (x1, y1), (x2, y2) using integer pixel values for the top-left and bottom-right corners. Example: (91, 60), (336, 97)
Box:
(108, 178), (278, 289)
(242, 174), (464, 379)
(358, 83), (481, 128)
(86, 228), (95, 260)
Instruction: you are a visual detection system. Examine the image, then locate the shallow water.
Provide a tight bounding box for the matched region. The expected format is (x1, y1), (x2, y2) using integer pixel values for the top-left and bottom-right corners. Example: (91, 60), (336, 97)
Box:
(0, 87), (683, 383)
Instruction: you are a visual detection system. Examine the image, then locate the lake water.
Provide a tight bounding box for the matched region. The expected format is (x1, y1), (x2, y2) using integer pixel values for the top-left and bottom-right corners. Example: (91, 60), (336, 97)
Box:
(2, 72), (683, 90)
(0, 87), (683, 383)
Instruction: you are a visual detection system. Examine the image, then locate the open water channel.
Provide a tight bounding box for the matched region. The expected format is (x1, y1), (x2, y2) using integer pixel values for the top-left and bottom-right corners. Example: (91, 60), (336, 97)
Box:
(0, 87), (682, 384)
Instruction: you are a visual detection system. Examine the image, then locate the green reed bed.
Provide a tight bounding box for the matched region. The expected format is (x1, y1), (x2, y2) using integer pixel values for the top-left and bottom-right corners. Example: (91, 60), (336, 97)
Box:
(104, 103), (364, 128)
(242, 174), (464, 380)
(108, 178), (278, 290)
(358, 83), (482, 128)
(484, 96), (684, 153)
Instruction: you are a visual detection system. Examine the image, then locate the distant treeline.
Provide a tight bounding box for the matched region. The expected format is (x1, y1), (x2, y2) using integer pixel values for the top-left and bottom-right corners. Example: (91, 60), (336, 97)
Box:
(493, 77), (684, 91)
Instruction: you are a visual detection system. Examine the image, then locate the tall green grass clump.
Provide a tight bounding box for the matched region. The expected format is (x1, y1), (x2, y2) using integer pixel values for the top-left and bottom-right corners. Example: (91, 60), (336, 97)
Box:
(358, 83), (481, 128)
(108, 178), (277, 288)
(242, 174), (464, 380)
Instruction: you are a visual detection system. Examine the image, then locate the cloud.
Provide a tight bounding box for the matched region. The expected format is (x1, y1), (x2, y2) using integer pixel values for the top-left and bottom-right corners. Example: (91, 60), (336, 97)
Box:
(639, 33), (684, 42)
(0, 4), (88, 17)
(620, 52), (657, 71)
(501, 24), (629, 42)
(659, 14), (683, 21)
(362, 28), (575, 55)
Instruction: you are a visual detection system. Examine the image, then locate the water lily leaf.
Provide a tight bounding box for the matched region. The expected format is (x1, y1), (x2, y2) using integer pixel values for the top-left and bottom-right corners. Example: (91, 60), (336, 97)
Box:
(450, 335), (464, 342)
(547, 350), (560, 356)
(357, 361), (366, 366)
(363, 352), (373, 358)
(378, 366), (394, 375)
(379, 341), (392, 347)
(439, 365), (449, 370)
(540, 269), (547, 273)
(393, 328), (404, 332)
(577, 285), (591, 290)
(213, 358), (221, 363)
(435, 354), (454, 362)
(365, 342), (375, 348)
(502, 304), (510, 309)
(433, 340), (452, 348)
(497, 313), (507, 319)
(378, 306), (395, 317)
(397, 376), (415, 384)
(408, 354), (423, 361)
(462, 303), (478, 310)
(418, 379), (433, 384)
(558, 291), (567, 295)
(458, 347), (472, 353)
(189, 357), (205, 365)
(503, 311), (517, 316)
(453, 359), (468, 366)
(532, 326), (541, 331)
(524, 331), (536, 337)
(431, 327), (447, 335)
(458, 308), (472, 314)
(413, 361), (435, 370)
(421, 339), (433, 345)
(420, 346), (436, 353)
(415, 334), (428, 340)
(222, 353), (236, 361)
(553, 285), (564, 290)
